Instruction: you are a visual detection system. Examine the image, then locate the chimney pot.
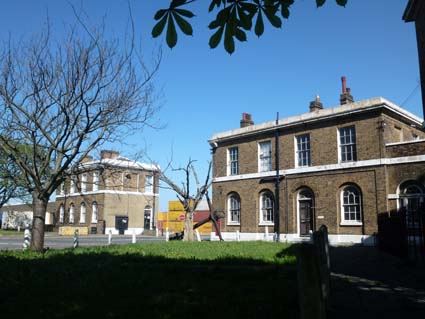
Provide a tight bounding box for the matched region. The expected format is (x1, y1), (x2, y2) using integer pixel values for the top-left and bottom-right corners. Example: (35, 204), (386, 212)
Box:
(340, 76), (354, 105)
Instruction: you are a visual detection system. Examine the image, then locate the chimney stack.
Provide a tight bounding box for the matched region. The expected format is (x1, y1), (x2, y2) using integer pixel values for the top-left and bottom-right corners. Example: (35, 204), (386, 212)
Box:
(309, 95), (323, 112)
(340, 76), (354, 105)
(240, 113), (254, 128)
(101, 150), (119, 159)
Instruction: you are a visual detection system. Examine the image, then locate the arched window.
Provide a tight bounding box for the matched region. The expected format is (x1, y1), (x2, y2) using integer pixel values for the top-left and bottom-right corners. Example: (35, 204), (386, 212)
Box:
(341, 186), (362, 225)
(144, 206), (152, 229)
(80, 202), (86, 223)
(227, 193), (241, 224)
(69, 203), (75, 224)
(92, 202), (98, 224)
(59, 205), (65, 223)
(398, 181), (424, 229)
(260, 191), (274, 225)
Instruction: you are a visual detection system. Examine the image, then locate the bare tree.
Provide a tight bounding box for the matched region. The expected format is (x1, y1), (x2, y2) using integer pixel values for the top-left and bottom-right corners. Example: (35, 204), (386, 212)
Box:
(0, 150), (27, 209)
(160, 160), (212, 241)
(0, 11), (161, 251)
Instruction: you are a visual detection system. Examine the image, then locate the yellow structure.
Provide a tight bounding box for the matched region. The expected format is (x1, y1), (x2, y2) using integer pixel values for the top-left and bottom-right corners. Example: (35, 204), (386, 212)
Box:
(58, 226), (89, 236)
(157, 201), (212, 235)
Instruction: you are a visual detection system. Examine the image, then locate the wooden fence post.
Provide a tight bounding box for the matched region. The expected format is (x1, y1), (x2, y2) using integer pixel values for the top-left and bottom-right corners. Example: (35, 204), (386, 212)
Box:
(296, 244), (326, 319)
(312, 225), (330, 308)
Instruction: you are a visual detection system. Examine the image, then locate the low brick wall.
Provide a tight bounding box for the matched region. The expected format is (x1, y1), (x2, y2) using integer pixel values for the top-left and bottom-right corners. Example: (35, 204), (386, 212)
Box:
(59, 226), (89, 236)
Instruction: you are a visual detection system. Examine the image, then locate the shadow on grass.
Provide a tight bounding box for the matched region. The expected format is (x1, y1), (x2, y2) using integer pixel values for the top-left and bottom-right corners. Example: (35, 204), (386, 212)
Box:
(0, 244), (298, 319)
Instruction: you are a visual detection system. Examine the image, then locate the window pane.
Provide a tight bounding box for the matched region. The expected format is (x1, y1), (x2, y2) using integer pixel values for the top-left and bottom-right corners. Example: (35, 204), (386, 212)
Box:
(229, 194), (240, 223)
(259, 142), (272, 172)
(261, 192), (274, 223)
(339, 126), (356, 162)
(342, 187), (361, 222)
(228, 147), (239, 175)
(296, 134), (311, 167)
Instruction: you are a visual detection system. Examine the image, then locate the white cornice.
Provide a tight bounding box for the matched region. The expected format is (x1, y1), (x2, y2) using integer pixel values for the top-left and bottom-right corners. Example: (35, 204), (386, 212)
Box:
(212, 155), (425, 183)
(209, 97), (423, 144)
(56, 190), (159, 198)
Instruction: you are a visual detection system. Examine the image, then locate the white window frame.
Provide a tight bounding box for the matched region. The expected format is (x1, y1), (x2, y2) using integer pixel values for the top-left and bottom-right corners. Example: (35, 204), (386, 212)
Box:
(295, 134), (311, 167)
(93, 171), (99, 192)
(69, 204), (75, 224)
(259, 191), (274, 225)
(145, 175), (153, 193)
(81, 174), (87, 192)
(70, 177), (76, 194)
(227, 193), (241, 225)
(59, 205), (64, 223)
(227, 147), (239, 176)
(338, 126), (357, 163)
(258, 141), (272, 172)
(80, 202), (86, 224)
(340, 186), (362, 226)
(91, 202), (98, 224)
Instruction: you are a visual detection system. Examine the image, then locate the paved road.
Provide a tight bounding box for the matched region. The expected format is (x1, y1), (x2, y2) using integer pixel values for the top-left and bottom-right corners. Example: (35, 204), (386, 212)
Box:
(329, 246), (425, 319)
(0, 233), (165, 250)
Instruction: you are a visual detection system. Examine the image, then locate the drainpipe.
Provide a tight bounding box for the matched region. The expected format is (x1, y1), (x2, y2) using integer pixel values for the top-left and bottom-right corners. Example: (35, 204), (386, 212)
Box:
(274, 112), (281, 242)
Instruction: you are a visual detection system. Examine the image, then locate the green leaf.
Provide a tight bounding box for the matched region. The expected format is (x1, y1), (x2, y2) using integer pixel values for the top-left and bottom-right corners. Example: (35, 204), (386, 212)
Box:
(316, 0), (326, 7)
(254, 10), (264, 37)
(208, 19), (222, 29)
(152, 13), (168, 38)
(171, 0), (186, 8)
(336, 0), (347, 7)
(166, 15), (178, 48)
(235, 29), (247, 42)
(281, 6), (290, 19)
(216, 6), (231, 25)
(173, 12), (193, 36)
(175, 8), (195, 18)
(209, 26), (224, 49)
(209, 0), (224, 12)
(238, 7), (252, 30)
(240, 2), (258, 15)
(154, 9), (167, 21)
(224, 24), (235, 54)
(264, 8), (282, 28)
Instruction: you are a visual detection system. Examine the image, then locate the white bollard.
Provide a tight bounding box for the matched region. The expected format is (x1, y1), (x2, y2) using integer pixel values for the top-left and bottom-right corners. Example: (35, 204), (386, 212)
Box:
(195, 229), (201, 242)
(265, 226), (269, 241)
(165, 228), (169, 242)
(155, 228), (159, 237)
(236, 230), (240, 242)
(22, 229), (30, 250)
(132, 230), (136, 244)
(108, 230), (112, 245)
(73, 229), (79, 249)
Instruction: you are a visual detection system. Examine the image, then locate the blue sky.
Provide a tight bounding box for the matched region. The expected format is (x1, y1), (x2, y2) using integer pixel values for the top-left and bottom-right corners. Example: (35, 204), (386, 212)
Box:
(0, 1), (421, 211)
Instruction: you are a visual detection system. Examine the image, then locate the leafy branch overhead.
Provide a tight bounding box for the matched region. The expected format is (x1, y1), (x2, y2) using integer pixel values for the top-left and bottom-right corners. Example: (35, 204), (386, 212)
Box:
(152, 0), (348, 54)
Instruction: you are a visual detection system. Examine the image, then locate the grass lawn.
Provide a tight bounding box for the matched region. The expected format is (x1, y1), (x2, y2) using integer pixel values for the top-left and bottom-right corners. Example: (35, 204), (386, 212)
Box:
(0, 229), (21, 236)
(0, 241), (298, 319)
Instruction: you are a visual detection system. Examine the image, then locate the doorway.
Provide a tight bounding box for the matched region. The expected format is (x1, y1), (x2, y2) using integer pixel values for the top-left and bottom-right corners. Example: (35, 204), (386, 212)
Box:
(298, 189), (315, 237)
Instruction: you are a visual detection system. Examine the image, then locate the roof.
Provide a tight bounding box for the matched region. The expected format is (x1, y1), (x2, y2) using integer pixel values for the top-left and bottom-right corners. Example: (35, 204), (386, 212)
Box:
(209, 97), (423, 143)
(80, 156), (160, 172)
(403, 0), (423, 22)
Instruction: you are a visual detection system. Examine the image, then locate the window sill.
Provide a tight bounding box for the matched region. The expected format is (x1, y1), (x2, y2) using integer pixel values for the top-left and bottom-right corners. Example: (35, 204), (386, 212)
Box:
(259, 222), (274, 226)
(340, 221), (362, 226)
(227, 222), (240, 226)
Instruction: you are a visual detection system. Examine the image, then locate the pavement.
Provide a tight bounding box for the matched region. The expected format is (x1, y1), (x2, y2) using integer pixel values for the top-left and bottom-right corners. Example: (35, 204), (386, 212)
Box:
(328, 246), (425, 318)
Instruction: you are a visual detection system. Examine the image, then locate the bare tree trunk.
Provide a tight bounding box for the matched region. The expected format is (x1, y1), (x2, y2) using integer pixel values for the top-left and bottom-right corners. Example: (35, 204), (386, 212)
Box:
(30, 191), (48, 252)
(183, 211), (194, 241)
